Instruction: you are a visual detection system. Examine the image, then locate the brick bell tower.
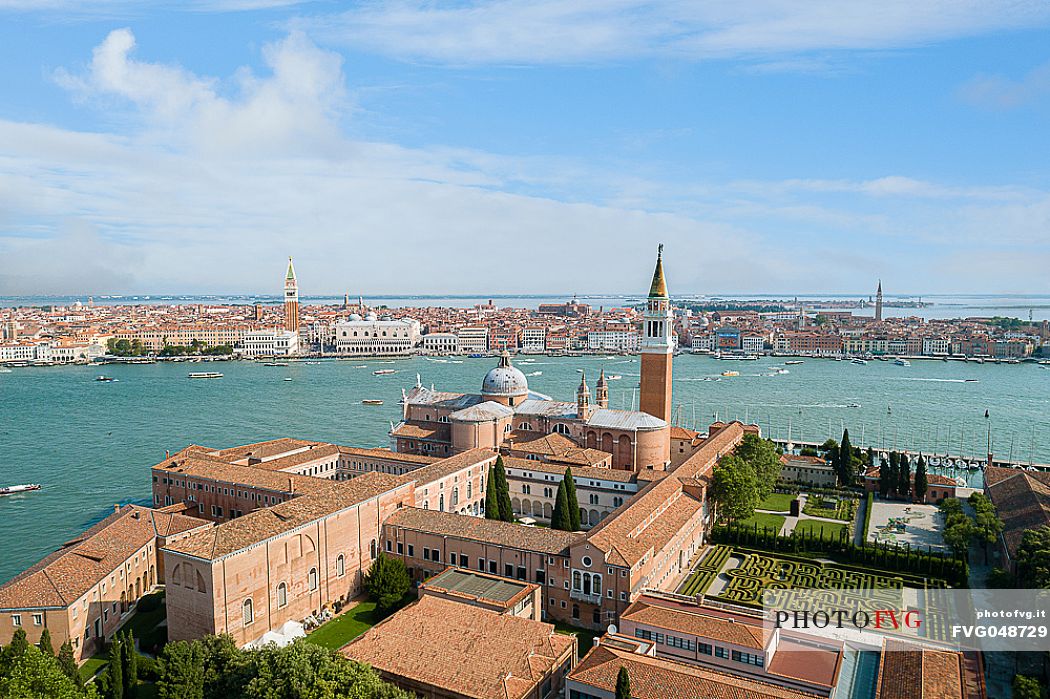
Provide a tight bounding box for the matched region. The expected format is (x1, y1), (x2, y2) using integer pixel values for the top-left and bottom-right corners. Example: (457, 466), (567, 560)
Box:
(284, 257), (300, 334)
(639, 244), (673, 424)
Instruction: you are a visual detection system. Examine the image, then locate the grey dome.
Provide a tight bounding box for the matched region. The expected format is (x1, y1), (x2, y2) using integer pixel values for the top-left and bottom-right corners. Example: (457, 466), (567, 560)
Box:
(482, 351), (528, 397)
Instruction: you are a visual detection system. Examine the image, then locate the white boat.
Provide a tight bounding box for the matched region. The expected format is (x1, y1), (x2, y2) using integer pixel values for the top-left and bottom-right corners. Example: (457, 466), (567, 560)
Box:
(851, 358), (868, 365)
(894, 359), (911, 366)
(0, 484), (41, 496)
(785, 360), (804, 365)
(263, 362), (289, 367)
(188, 372), (223, 379)
(361, 399), (384, 405)
(608, 374), (622, 380)
(283, 377), (293, 382)
(373, 369), (396, 375)
(95, 375), (118, 382)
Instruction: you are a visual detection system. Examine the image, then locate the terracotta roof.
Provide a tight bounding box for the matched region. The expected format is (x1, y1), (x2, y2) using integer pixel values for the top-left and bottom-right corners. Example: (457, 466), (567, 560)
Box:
(502, 457), (635, 483)
(0, 505), (210, 610)
(390, 422), (452, 442)
(385, 507), (583, 555)
(569, 643), (820, 699)
(408, 449), (498, 487)
(163, 472), (410, 560)
(620, 599), (768, 649)
(153, 456), (330, 496)
(875, 640), (965, 699)
(212, 438), (323, 462)
(984, 466), (1050, 559)
(336, 447), (439, 465)
(342, 595), (575, 699)
(504, 433), (612, 467)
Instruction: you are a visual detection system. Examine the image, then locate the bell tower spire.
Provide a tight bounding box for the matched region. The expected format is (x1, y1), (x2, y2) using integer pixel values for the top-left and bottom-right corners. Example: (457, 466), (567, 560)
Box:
(639, 244), (673, 426)
(283, 257), (300, 334)
(595, 369), (609, 409)
(576, 371), (591, 420)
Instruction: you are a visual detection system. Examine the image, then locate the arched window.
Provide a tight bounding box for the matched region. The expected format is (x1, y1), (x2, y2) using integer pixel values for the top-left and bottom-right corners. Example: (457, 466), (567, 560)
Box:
(552, 423), (570, 435)
(308, 568), (318, 591)
(452, 487), (459, 506)
(277, 582), (288, 608)
(336, 554), (345, 577)
(370, 539), (377, 559)
(439, 494), (445, 512)
(243, 598), (254, 625)
(467, 482), (472, 499)
(573, 571), (582, 590)
(593, 574), (601, 596)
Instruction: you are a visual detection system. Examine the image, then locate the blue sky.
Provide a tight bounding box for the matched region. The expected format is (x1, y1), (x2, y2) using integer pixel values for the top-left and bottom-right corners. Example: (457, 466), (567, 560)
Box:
(1, 1), (1049, 296)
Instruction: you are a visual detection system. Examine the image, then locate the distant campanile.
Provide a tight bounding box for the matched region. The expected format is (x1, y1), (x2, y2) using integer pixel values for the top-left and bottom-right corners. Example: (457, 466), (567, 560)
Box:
(284, 257), (300, 333)
(639, 244), (673, 425)
(875, 280), (883, 322)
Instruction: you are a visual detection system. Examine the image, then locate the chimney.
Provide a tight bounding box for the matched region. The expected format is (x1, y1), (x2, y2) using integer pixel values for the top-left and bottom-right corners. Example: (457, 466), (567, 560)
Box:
(114, 504), (121, 513)
(288, 477), (294, 494)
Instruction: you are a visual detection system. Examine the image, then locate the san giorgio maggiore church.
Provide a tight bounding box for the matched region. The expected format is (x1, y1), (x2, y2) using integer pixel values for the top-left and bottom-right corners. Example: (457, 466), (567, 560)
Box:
(392, 247), (676, 472)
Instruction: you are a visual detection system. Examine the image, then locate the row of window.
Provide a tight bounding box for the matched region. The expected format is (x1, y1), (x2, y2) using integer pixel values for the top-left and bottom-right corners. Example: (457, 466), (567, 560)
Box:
(633, 629), (763, 666)
(10, 613), (42, 627)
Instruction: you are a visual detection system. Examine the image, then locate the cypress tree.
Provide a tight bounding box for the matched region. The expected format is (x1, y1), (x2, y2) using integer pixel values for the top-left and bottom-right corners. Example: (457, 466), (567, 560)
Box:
(898, 453), (911, 500)
(563, 467), (581, 531)
(122, 631), (138, 698)
(551, 480), (573, 531)
(837, 429), (854, 486)
(37, 628), (54, 657)
(878, 457), (891, 498)
(8, 627), (29, 659)
(108, 637), (124, 699)
(493, 456), (515, 523)
(914, 455), (928, 503)
(615, 666), (631, 699)
(888, 451), (900, 497)
(485, 464), (502, 520)
(57, 639), (82, 688)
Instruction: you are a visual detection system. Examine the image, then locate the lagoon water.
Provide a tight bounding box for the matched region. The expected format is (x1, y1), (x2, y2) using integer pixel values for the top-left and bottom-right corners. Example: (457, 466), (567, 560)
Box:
(2, 354), (1049, 582)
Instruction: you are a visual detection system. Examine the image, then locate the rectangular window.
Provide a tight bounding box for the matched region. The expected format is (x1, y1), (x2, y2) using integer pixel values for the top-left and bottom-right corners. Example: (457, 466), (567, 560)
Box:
(714, 646), (729, 659)
(407, 545), (414, 557)
(505, 563), (514, 578)
(459, 556), (468, 569)
(516, 566), (526, 581)
(385, 540), (392, 552)
(489, 561), (497, 575)
(535, 570), (545, 584)
(397, 542), (404, 555)
(450, 553), (457, 566)
(11, 614), (21, 626)
(699, 643), (712, 655)
(423, 548), (431, 561)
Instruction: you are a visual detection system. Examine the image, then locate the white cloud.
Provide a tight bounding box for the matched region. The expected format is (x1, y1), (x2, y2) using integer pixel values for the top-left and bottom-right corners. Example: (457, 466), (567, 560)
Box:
(958, 61), (1050, 109)
(2, 28), (1049, 297)
(296, 0), (1050, 66)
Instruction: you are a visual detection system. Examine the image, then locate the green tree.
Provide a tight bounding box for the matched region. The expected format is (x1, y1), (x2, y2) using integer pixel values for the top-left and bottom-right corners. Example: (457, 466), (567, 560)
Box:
(835, 429), (854, 486)
(492, 456), (515, 523)
(484, 464), (502, 521)
(942, 518), (973, 557)
(7, 628), (29, 660)
(820, 438), (838, 457)
(913, 455), (928, 503)
(1015, 525), (1050, 589)
(120, 632), (137, 699)
(736, 434), (781, 500)
(0, 645), (96, 699)
(363, 554), (410, 613)
(56, 640), (82, 689)
(709, 454), (761, 522)
(36, 629), (54, 657)
(550, 480), (573, 531)
(877, 457), (891, 498)
(563, 466), (581, 531)
(887, 451), (900, 496)
(897, 453), (911, 500)
(1013, 675), (1042, 699)
(106, 638), (124, 699)
(156, 641), (204, 699)
(615, 666), (631, 699)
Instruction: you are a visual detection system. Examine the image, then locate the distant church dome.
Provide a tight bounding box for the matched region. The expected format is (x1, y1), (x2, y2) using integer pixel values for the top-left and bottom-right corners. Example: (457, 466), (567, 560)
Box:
(482, 351), (529, 398)
(348, 313), (362, 321)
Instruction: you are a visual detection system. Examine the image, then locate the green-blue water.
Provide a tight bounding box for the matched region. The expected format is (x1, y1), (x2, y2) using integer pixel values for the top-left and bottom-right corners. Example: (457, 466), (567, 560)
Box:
(2, 355), (1048, 583)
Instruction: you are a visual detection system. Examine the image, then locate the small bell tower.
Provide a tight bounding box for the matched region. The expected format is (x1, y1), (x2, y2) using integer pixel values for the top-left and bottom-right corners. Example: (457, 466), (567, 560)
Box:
(576, 372), (591, 420)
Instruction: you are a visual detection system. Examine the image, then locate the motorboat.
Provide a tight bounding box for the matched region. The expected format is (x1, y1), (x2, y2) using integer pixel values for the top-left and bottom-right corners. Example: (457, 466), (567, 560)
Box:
(0, 484), (41, 496)
(188, 372), (224, 379)
(721, 370), (740, 377)
(785, 360), (804, 365)
(95, 375), (118, 382)
(263, 362), (289, 367)
(851, 358), (868, 365)
(894, 359), (911, 366)
(361, 399), (384, 405)
(373, 369), (397, 375)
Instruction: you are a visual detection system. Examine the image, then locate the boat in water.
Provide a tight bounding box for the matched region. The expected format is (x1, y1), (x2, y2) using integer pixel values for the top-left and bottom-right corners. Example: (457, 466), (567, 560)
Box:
(263, 362), (289, 367)
(894, 359), (911, 366)
(0, 484), (41, 496)
(95, 375), (118, 382)
(785, 360), (804, 365)
(361, 399), (384, 405)
(608, 374), (622, 380)
(188, 372), (224, 379)
(373, 369), (397, 375)
(851, 358), (868, 365)
(0, 368), (12, 374)
(721, 370), (740, 377)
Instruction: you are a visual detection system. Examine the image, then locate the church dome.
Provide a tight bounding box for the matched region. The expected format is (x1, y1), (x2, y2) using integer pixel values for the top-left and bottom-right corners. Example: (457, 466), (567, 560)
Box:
(348, 313), (362, 321)
(482, 351), (529, 397)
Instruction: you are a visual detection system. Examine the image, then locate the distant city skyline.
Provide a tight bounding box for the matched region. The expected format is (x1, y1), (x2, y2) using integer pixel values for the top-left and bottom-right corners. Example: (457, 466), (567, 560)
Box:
(1, 2), (1049, 295)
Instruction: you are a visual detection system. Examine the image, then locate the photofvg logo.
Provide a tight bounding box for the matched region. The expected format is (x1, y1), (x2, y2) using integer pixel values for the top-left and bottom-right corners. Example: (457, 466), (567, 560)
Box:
(762, 588), (1050, 653)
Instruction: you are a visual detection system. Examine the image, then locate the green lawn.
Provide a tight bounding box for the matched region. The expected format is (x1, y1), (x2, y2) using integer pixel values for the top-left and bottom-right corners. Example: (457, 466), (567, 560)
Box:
(758, 493), (796, 512)
(79, 655), (108, 682)
(305, 601), (380, 650)
(735, 513), (786, 532)
(794, 519), (849, 539)
(553, 622), (598, 654)
(123, 592), (167, 638)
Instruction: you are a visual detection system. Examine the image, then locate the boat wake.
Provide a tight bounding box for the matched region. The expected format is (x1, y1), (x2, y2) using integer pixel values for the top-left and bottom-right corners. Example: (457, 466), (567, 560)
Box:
(896, 377), (977, 383)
